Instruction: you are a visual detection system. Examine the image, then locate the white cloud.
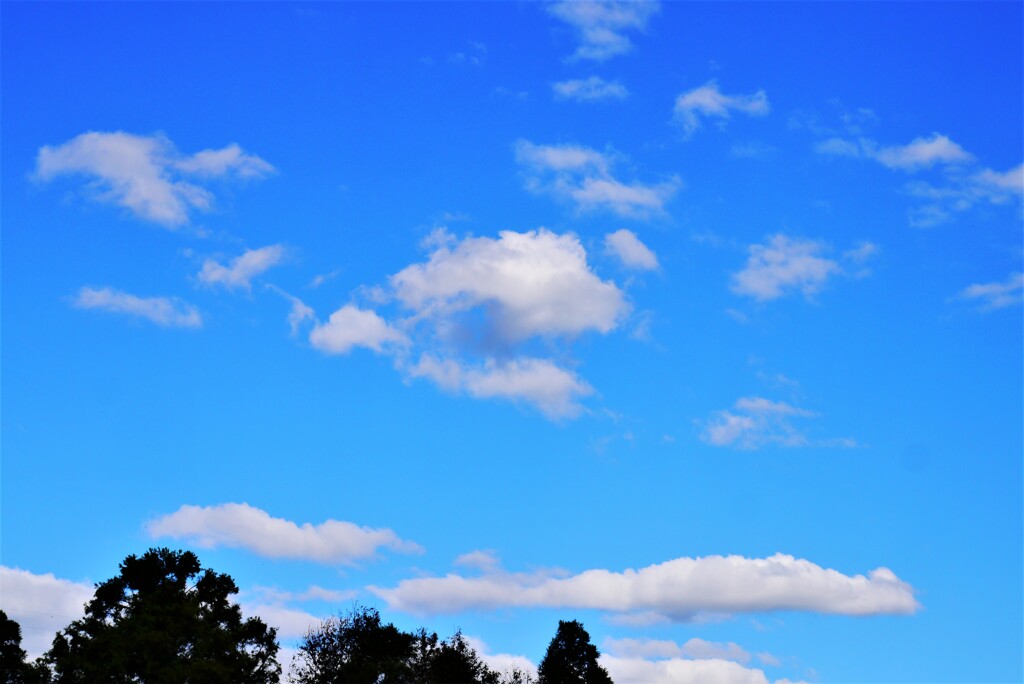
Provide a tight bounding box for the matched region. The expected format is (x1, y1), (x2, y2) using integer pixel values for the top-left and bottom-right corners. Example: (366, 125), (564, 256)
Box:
(309, 304), (407, 355)
(974, 162), (1024, 193)
(0, 566), (93, 658)
(673, 81), (769, 138)
(408, 355), (593, 420)
(147, 502), (421, 564)
(553, 76), (629, 102)
(700, 396), (845, 450)
(199, 244), (286, 290)
(35, 131), (273, 226)
(73, 286), (202, 328)
(730, 235), (842, 301)
(546, 1), (660, 62)
(600, 654), (770, 684)
(392, 228), (627, 342)
(242, 603), (323, 640)
(455, 550), (501, 572)
(952, 272), (1023, 311)
(463, 636), (539, 681)
(604, 637), (751, 664)
(605, 229), (659, 270)
(872, 134), (974, 171)
(369, 552), (919, 619)
(516, 140), (680, 217)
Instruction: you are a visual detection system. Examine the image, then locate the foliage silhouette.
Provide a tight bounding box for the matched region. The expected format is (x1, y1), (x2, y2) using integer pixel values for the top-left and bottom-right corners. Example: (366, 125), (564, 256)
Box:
(43, 548), (279, 684)
(536, 620), (611, 684)
(1, 610), (49, 684)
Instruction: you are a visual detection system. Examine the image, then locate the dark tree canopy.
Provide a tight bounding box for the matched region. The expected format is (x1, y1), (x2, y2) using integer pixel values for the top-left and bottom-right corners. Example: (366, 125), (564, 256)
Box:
(291, 606), (508, 684)
(43, 547), (279, 684)
(536, 620), (612, 684)
(1, 610), (48, 684)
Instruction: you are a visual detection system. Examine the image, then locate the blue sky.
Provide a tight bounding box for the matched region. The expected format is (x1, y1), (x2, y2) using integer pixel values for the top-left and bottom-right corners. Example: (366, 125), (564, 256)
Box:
(2, 2), (1022, 682)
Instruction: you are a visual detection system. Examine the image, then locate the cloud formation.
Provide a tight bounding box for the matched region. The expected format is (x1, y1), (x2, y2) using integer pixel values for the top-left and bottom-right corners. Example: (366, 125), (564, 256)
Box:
(730, 235), (842, 301)
(516, 140), (680, 217)
(148, 502), (421, 564)
(199, 245), (286, 290)
(35, 131), (273, 226)
(600, 654), (771, 684)
(392, 228), (627, 342)
(0, 566), (93, 657)
(553, 76), (629, 102)
(816, 133), (973, 171)
(701, 396), (821, 449)
(605, 229), (659, 270)
(546, 1), (660, 62)
(952, 272), (1023, 312)
(309, 304), (407, 355)
(370, 552), (919, 619)
(674, 81), (769, 138)
(73, 286), (202, 328)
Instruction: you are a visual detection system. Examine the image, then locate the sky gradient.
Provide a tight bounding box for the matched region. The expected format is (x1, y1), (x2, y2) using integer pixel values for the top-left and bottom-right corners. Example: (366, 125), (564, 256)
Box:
(2, 2), (1022, 682)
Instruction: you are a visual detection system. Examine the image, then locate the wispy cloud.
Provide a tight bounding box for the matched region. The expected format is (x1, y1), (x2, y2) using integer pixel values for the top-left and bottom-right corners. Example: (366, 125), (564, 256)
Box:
(148, 502), (422, 564)
(816, 133), (974, 171)
(198, 244), (286, 291)
(73, 286), (202, 328)
(700, 396), (826, 449)
(546, 1), (660, 62)
(370, 552), (919, 619)
(35, 131), (273, 226)
(952, 272), (1023, 312)
(408, 354), (593, 420)
(553, 76), (628, 102)
(673, 81), (769, 138)
(516, 140), (680, 217)
(605, 229), (659, 270)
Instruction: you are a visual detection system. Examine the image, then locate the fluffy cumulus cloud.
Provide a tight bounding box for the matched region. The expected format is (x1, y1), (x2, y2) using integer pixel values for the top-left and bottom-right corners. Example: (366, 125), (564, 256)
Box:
(35, 131), (273, 226)
(673, 81), (770, 138)
(302, 228), (630, 420)
(730, 235), (843, 301)
(0, 566), (93, 657)
(198, 244), (286, 290)
(546, 1), (660, 62)
(147, 502), (421, 564)
(553, 76), (629, 102)
(952, 272), (1023, 312)
(516, 140), (680, 217)
(605, 229), (659, 270)
(73, 286), (202, 328)
(369, 552), (919, 619)
(392, 228), (627, 342)
(309, 304), (407, 355)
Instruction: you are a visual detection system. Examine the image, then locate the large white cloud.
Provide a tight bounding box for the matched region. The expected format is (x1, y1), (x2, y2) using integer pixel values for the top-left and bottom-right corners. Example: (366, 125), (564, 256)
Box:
(199, 245), (286, 291)
(600, 654), (771, 684)
(546, 1), (660, 62)
(391, 228), (627, 342)
(0, 566), (93, 658)
(73, 286), (202, 328)
(147, 502), (421, 564)
(35, 131), (273, 226)
(673, 81), (769, 138)
(730, 235), (842, 301)
(369, 552), (919, 619)
(516, 141), (680, 217)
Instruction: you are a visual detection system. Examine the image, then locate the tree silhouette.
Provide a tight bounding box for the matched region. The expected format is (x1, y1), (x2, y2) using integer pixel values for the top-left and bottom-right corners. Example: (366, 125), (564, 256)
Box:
(290, 605), (415, 684)
(1, 610), (49, 684)
(536, 620), (612, 684)
(43, 548), (279, 684)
